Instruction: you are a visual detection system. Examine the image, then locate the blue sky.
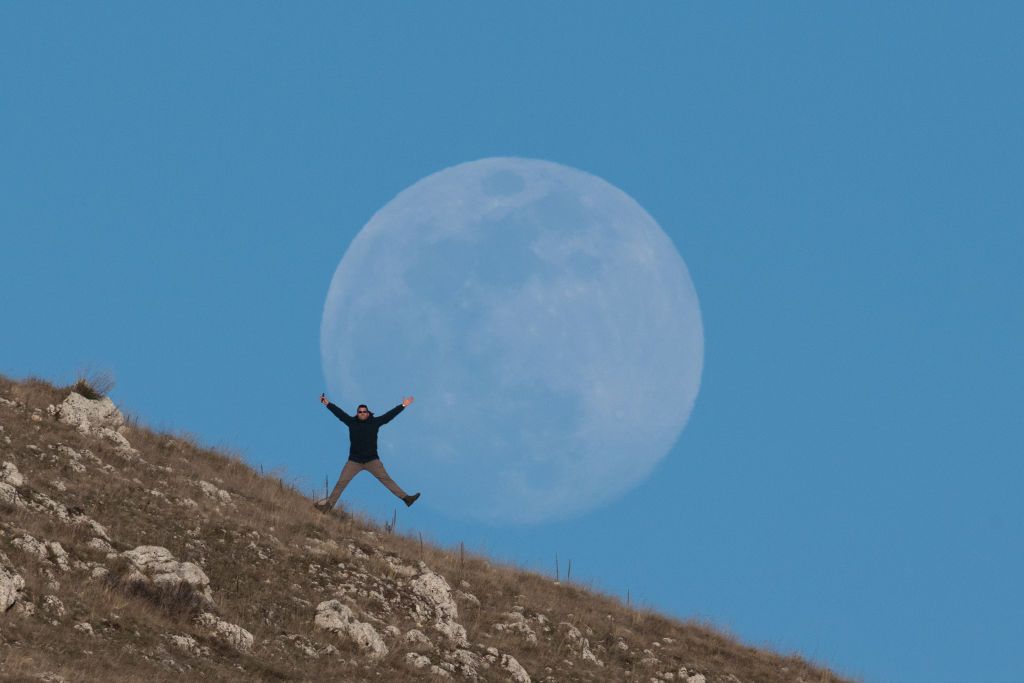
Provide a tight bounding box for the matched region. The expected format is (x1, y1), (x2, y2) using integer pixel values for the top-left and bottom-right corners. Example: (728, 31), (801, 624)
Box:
(2, 3), (1022, 682)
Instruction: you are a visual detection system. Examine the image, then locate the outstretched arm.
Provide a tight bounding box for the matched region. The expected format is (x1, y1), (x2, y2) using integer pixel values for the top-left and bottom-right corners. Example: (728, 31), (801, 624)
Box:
(321, 393), (353, 425)
(377, 396), (414, 426)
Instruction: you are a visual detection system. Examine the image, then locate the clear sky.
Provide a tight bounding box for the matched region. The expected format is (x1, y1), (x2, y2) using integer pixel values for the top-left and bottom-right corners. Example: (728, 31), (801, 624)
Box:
(2, 4), (1022, 682)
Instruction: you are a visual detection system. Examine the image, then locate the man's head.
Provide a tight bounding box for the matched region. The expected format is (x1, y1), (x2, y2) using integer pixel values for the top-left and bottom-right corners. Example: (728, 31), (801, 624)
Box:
(356, 404), (371, 421)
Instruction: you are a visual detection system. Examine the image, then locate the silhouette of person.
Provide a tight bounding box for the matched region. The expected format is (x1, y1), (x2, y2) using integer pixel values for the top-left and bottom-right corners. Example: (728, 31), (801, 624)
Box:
(315, 392), (420, 512)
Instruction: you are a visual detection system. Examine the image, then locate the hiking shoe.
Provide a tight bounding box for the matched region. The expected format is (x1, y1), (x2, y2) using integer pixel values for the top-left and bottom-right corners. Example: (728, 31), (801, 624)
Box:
(313, 500), (331, 514)
(403, 492), (420, 507)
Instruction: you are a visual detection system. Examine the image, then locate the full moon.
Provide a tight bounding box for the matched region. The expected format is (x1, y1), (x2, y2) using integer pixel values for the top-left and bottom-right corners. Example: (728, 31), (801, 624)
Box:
(321, 157), (703, 524)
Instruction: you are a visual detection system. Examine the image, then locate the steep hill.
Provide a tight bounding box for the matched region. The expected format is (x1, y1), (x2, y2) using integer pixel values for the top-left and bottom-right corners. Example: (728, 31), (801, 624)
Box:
(0, 374), (853, 682)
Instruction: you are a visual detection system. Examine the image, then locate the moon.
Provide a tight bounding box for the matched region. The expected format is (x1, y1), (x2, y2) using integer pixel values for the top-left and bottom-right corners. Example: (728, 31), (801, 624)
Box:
(321, 157), (703, 524)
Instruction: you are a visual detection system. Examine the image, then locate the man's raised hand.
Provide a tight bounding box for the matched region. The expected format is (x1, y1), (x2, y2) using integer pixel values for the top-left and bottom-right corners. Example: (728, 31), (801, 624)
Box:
(402, 396), (415, 407)
(320, 393), (329, 406)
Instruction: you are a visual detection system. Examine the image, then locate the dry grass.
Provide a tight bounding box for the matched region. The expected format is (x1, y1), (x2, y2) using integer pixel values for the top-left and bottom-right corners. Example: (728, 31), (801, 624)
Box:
(0, 373), (855, 682)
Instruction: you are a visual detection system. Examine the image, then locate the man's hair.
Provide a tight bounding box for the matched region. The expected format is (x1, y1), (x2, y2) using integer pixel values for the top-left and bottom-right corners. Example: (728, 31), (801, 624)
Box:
(357, 404), (373, 417)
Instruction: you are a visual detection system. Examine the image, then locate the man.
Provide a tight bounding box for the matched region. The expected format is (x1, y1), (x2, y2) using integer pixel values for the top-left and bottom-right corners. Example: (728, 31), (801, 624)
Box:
(314, 392), (420, 513)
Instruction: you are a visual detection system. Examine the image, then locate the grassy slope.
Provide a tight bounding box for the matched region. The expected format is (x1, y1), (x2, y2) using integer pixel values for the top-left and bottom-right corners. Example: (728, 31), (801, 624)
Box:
(0, 375), (854, 683)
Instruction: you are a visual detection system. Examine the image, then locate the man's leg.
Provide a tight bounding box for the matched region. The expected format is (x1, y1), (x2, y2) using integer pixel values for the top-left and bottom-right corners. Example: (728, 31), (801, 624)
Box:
(363, 459), (408, 499)
(323, 461), (364, 509)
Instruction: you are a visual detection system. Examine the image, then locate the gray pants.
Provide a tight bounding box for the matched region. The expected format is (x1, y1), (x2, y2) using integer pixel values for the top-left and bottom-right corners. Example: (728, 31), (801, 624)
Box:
(324, 459), (407, 508)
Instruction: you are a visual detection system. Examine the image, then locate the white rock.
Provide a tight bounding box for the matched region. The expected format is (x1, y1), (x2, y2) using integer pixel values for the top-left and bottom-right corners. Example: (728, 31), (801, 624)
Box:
(501, 653), (532, 683)
(47, 542), (71, 571)
(406, 652), (431, 669)
(434, 618), (469, 647)
(197, 480), (232, 504)
(686, 675), (706, 683)
(13, 534), (48, 560)
(410, 570), (459, 621)
(314, 599), (389, 660)
(455, 589), (481, 608)
(56, 445), (85, 473)
(55, 393), (124, 433)
(559, 622), (603, 667)
(168, 633), (209, 657)
(195, 612), (254, 652)
(448, 648), (483, 677)
(122, 546), (214, 604)
(74, 622), (94, 636)
(1, 461), (25, 487)
(430, 665), (451, 678)
(41, 595), (66, 619)
(98, 427), (134, 454)
(410, 568), (468, 646)
(402, 628), (434, 650)
(0, 565), (26, 611)
(87, 537), (115, 554)
(83, 518), (111, 542)
(385, 555), (418, 577)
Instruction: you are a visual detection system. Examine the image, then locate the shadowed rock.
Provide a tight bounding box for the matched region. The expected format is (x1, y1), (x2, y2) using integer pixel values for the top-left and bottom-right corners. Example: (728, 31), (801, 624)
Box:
(122, 545), (214, 606)
(314, 599), (389, 660)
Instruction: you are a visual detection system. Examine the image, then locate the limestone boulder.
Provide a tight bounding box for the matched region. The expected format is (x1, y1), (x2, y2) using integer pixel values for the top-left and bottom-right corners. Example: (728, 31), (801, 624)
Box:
(501, 653), (532, 683)
(122, 545), (214, 605)
(314, 599), (388, 660)
(558, 622), (604, 667)
(1, 461), (25, 488)
(410, 566), (468, 646)
(0, 565), (25, 611)
(55, 392), (124, 434)
(195, 612), (254, 652)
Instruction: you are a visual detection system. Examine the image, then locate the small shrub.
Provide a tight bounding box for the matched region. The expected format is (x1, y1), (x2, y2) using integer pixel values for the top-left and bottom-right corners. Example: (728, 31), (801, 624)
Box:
(70, 369), (116, 400)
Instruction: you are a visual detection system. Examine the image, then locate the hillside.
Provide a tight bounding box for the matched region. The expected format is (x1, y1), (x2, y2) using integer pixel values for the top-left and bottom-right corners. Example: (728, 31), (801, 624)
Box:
(0, 374), (853, 682)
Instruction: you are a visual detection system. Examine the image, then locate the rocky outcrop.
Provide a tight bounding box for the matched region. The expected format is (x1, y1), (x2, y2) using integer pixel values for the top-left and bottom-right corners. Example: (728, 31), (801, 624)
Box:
(195, 612), (254, 652)
(197, 480), (232, 505)
(402, 628), (434, 651)
(409, 565), (468, 646)
(52, 393), (124, 434)
(558, 621), (603, 667)
(493, 609), (539, 643)
(0, 461), (24, 505)
(0, 563), (26, 611)
(314, 599), (388, 660)
(500, 653), (532, 683)
(122, 545), (214, 605)
(2, 462), (111, 541)
(167, 633), (211, 657)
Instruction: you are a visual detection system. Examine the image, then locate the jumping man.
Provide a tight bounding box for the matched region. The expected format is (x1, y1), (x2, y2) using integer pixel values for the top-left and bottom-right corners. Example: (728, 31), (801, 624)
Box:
(314, 392), (420, 512)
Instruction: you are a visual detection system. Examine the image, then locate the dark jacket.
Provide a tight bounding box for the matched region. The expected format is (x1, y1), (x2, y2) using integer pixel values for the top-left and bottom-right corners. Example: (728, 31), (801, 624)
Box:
(326, 402), (404, 463)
